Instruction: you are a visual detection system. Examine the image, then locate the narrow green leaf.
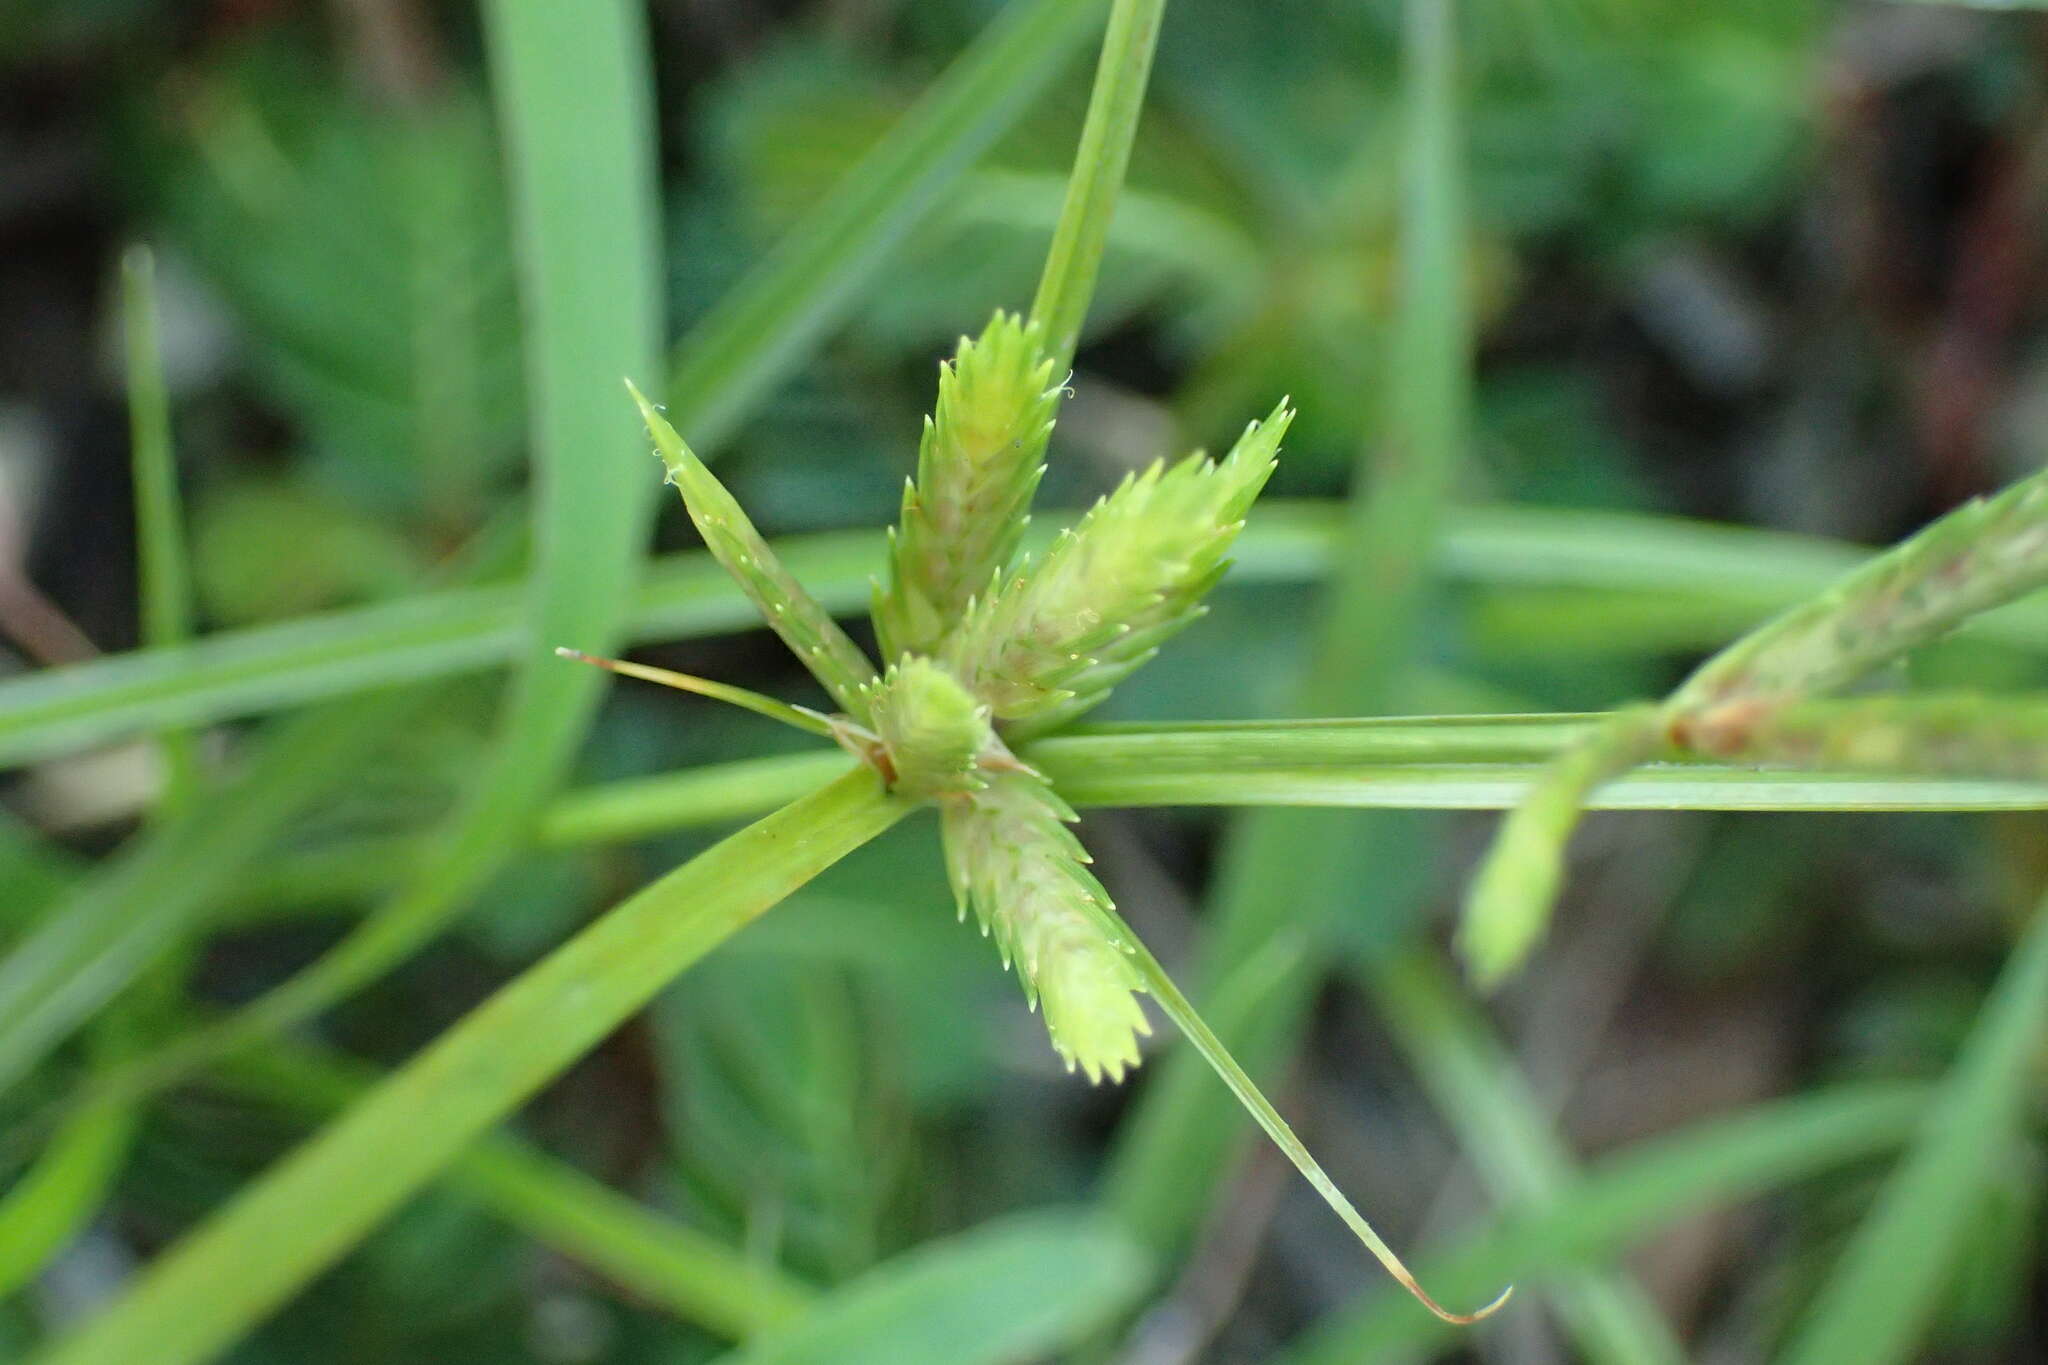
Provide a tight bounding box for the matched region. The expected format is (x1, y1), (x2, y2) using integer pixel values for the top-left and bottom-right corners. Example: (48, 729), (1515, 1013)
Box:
(57, 0), (669, 1114)
(555, 647), (839, 740)
(217, 1040), (814, 1342)
(538, 751), (853, 846)
(631, 382), (877, 719)
(709, 1209), (1148, 1365)
(31, 769), (908, 1365)
(0, 1044), (137, 1296)
(667, 0), (1105, 448)
(1281, 1082), (1928, 1363)
(0, 244), (209, 1298)
(1112, 916), (1511, 1324)
(121, 244), (201, 811)
(1777, 902), (2048, 1365)
(0, 689), (417, 1095)
(0, 828), (811, 1343)
(527, 716), (2048, 853)
(14, 502), (2048, 771)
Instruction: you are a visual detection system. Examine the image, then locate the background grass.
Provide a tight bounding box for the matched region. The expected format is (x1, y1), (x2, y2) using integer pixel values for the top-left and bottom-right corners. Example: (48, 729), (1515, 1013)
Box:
(3, 1), (2047, 1362)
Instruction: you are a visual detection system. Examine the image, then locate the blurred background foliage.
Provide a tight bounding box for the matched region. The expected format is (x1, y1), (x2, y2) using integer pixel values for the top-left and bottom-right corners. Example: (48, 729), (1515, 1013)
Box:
(2, 0), (2046, 1361)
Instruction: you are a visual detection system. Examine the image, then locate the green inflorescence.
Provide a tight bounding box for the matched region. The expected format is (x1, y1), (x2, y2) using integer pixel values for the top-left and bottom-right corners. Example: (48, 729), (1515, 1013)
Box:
(629, 314), (1289, 1086)
(599, 308), (1514, 1327)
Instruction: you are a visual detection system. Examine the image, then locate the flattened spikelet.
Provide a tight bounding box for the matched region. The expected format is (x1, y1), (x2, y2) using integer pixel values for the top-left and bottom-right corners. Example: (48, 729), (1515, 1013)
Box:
(941, 772), (1149, 1083)
(944, 400), (1291, 734)
(876, 312), (1061, 660)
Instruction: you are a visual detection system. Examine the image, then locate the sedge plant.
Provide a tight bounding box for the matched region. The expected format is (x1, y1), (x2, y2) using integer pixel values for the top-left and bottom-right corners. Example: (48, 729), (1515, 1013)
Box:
(560, 322), (1511, 1323)
(26, 2), (2048, 1362)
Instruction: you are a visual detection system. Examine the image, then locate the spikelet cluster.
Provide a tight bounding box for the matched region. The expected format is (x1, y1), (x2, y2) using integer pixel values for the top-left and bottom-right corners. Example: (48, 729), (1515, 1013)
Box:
(865, 657), (999, 799)
(875, 313), (1061, 660)
(941, 772), (1150, 1083)
(638, 327), (1292, 1085)
(942, 400), (1290, 734)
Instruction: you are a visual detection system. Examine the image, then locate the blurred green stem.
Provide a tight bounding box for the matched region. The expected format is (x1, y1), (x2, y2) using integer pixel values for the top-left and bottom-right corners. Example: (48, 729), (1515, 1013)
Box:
(1776, 899), (2048, 1365)
(15, 502), (2048, 772)
(216, 1040), (814, 1341)
(32, 769), (909, 1365)
(1029, 0), (1166, 370)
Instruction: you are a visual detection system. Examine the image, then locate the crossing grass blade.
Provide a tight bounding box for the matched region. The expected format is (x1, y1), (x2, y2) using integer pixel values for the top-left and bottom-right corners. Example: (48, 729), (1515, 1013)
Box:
(667, 0), (1106, 448)
(29, 769), (908, 1365)
(215, 1040), (814, 1341)
(1775, 902), (2048, 1365)
(1027, 0), (1166, 370)
(1278, 1082), (1929, 1363)
(0, 688), (417, 1097)
(0, 247), (203, 1295)
(0, 831), (813, 1344)
(708, 1209), (1148, 1365)
(10, 503), (2048, 771)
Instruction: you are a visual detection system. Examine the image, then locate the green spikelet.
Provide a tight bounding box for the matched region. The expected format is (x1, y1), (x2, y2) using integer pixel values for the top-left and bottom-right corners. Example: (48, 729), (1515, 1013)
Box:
(941, 772), (1150, 1083)
(629, 382), (878, 721)
(944, 400), (1290, 732)
(867, 657), (1001, 799)
(1455, 706), (1662, 989)
(875, 312), (1061, 660)
(1670, 463), (2048, 713)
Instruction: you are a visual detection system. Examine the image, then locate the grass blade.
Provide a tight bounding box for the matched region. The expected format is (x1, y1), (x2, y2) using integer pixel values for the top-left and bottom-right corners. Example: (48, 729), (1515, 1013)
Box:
(1455, 706), (1662, 988)
(1776, 901), (2048, 1365)
(14, 502), (2048, 771)
(1281, 1082), (1929, 1363)
(0, 689), (416, 1096)
(216, 1040), (814, 1341)
(710, 1209), (1148, 1365)
(0, 246), (203, 1295)
(632, 385), (877, 717)
(530, 717), (2048, 855)
(1366, 949), (1684, 1364)
(0, 827), (812, 1343)
(77, 0), (670, 1109)
(667, 0), (1106, 448)
(30, 768), (908, 1365)
(121, 245), (200, 808)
